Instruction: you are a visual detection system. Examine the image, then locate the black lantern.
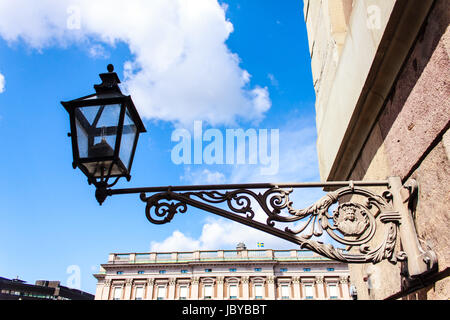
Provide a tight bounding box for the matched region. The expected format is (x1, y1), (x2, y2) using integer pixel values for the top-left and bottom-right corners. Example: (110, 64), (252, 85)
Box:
(61, 64), (146, 190)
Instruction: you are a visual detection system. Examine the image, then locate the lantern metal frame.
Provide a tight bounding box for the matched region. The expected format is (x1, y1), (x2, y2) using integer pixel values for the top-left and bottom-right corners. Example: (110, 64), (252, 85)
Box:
(61, 65), (438, 283)
(61, 65), (146, 189)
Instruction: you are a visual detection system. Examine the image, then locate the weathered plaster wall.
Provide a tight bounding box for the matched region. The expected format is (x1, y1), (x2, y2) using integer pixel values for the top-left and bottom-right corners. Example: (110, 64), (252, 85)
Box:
(379, 0), (450, 180)
(304, 0), (397, 180)
(347, 122), (401, 300)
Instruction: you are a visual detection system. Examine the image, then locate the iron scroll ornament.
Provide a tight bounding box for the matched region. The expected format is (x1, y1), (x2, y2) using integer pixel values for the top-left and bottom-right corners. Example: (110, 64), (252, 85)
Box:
(138, 184), (407, 265)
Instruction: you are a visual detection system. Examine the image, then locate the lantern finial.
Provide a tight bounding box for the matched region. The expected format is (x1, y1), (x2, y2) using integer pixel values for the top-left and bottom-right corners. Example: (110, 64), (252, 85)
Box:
(94, 64), (121, 94)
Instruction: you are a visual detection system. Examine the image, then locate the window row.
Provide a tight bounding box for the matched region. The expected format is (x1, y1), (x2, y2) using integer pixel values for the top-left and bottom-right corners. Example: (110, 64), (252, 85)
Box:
(116, 267), (302, 275)
(116, 268), (335, 275)
(110, 281), (341, 300)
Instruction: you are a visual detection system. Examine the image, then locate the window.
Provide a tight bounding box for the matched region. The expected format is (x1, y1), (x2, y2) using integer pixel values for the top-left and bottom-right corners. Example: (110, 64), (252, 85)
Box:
(229, 284), (238, 299)
(254, 284), (264, 299)
(204, 284), (213, 299)
(303, 268), (311, 272)
(137, 270), (145, 274)
(205, 269), (212, 273)
(113, 287), (122, 300)
(229, 268), (237, 272)
(135, 287), (144, 300)
(116, 271), (124, 275)
(254, 268), (262, 272)
(305, 284), (314, 299)
(328, 284), (339, 299)
(281, 284), (290, 299)
(116, 254), (130, 261)
(327, 268), (335, 272)
(181, 270), (188, 274)
(159, 270), (166, 274)
(157, 286), (166, 300)
(280, 268), (288, 272)
(179, 286), (188, 300)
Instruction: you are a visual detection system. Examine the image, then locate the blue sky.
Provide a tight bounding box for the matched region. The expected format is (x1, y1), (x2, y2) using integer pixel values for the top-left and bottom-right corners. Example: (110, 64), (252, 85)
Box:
(0, 0), (321, 294)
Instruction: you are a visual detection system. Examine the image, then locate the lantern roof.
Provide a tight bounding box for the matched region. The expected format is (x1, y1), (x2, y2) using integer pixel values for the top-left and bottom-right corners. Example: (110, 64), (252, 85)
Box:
(61, 64), (146, 134)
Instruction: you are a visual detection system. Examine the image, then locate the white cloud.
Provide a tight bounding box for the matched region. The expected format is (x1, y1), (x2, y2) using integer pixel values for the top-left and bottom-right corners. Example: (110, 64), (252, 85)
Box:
(198, 218), (294, 250)
(0, 72), (4, 93)
(251, 86), (271, 115)
(150, 230), (201, 252)
(150, 217), (293, 252)
(88, 44), (109, 59)
(0, 0), (271, 125)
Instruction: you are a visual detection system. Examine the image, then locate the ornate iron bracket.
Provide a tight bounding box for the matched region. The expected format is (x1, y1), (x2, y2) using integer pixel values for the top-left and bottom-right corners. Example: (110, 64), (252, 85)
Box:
(100, 177), (437, 278)
(388, 177), (438, 279)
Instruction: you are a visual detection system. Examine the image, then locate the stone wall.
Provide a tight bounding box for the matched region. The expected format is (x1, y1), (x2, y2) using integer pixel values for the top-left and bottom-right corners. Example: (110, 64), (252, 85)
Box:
(304, 0), (449, 299)
(347, 0), (449, 300)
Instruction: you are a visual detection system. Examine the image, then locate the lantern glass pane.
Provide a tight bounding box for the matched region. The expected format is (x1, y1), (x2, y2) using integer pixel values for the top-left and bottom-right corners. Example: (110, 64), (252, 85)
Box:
(74, 104), (121, 159)
(96, 104), (121, 127)
(79, 105), (102, 124)
(119, 109), (137, 169)
(76, 118), (89, 158)
(73, 103), (129, 178)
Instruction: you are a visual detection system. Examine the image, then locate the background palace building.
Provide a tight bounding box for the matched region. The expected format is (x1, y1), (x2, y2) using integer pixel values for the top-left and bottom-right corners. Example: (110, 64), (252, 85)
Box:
(93, 243), (352, 300)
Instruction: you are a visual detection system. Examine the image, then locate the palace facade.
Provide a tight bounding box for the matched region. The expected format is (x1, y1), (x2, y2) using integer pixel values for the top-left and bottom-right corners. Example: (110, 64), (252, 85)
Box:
(93, 244), (351, 300)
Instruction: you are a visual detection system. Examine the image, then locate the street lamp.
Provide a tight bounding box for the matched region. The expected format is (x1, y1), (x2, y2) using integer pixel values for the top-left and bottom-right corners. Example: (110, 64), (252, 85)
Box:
(61, 64), (146, 201)
(60, 65), (437, 280)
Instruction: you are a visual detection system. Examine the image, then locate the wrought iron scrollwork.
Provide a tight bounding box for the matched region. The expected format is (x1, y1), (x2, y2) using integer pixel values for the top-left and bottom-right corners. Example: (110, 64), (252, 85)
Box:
(140, 192), (188, 225)
(138, 183), (407, 265)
